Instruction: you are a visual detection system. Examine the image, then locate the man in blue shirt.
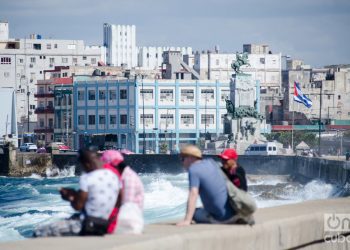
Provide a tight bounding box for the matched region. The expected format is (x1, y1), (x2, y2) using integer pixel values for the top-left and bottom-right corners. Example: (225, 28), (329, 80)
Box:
(177, 145), (235, 226)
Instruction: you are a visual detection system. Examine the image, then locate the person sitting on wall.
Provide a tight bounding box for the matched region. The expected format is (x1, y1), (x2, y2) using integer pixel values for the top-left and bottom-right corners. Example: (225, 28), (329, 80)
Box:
(177, 145), (235, 226)
(219, 149), (248, 191)
(33, 148), (120, 237)
(101, 150), (144, 234)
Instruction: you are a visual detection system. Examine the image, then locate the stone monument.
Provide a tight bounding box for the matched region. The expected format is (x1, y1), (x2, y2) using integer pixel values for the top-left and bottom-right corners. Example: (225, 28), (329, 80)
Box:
(224, 52), (265, 154)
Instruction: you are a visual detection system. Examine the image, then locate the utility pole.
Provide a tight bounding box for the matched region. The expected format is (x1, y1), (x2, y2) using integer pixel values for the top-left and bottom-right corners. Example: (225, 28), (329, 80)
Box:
(141, 75), (146, 154)
(27, 85), (30, 133)
(318, 82), (322, 156)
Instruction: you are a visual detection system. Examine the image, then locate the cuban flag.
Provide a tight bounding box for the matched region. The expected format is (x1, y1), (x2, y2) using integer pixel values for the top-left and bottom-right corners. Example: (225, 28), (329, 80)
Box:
(294, 82), (312, 108)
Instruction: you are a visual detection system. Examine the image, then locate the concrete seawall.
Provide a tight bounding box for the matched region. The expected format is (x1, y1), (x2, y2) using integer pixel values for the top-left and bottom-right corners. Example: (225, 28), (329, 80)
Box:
(2, 198), (350, 250)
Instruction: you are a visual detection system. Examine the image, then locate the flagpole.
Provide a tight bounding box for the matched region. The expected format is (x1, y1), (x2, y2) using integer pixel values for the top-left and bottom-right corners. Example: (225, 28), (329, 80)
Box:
(292, 95), (294, 152)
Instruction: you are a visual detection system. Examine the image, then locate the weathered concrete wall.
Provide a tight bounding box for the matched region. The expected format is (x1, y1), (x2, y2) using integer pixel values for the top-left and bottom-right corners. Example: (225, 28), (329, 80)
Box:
(2, 198), (350, 250)
(295, 156), (350, 186)
(0, 146), (10, 176)
(8, 152), (52, 177)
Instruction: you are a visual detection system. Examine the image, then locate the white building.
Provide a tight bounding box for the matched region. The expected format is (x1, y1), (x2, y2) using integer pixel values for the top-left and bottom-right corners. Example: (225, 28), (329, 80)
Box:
(138, 47), (193, 70)
(0, 87), (17, 146)
(73, 76), (230, 153)
(0, 21), (105, 125)
(103, 23), (137, 68)
(193, 46), (282, 118)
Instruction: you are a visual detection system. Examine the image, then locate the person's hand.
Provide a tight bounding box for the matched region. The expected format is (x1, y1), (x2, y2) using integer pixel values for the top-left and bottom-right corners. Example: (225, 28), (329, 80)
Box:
(60, 188), (75, 201)
(176, 220), (191, 226)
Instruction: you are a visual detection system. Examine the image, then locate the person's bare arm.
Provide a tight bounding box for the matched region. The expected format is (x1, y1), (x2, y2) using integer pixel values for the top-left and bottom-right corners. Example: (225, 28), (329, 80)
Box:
(177, 187), (199, 226)
(70, 190), (88, 211)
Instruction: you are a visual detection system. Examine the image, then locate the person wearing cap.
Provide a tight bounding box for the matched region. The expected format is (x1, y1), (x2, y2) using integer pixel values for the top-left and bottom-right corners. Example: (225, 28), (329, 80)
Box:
(219, 149), (248, 191)
(177, 145), (235, 226)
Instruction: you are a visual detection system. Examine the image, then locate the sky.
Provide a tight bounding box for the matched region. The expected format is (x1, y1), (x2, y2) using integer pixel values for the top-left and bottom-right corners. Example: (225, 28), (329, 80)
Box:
(0, 0), (349, 67)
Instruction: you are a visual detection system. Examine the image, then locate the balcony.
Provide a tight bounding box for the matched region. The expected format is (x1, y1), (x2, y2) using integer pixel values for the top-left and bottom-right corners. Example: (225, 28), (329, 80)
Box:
(35, 106), (54, 114)
(34, 92), (55, 98)
(34, 127), (54, 133)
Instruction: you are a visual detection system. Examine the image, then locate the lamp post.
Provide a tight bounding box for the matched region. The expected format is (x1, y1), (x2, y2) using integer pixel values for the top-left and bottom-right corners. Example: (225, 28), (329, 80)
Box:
(27, 86), (30, 133)
(141, 75), (146, 154)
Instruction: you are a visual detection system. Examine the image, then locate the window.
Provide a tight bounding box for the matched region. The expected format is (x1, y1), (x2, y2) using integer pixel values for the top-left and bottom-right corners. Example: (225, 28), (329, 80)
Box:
(120, 89), (127, 99)
(67, 44), (76, 50)
(88, 115), (95, 125)
(140, 114), (153, 125)
(273, 147), (277, 151)
(216, 59), (220, 66)
(201, 89), (214, 99)
(160, 89), (174, 101)
(73, 58), (78, 64)
(99, 90), (106, 100)
(338, 95), (341, 100)
(221, 114), (225, 124)
(62, 72), (68, 77)
(181, 89), (194, 101)
(18, 59), (23, 64)
(260, 58), (265, 64)
(268, 147), (272, 151)
(47, 44), (51, 49)
(30, 105), (36, 110)
(181, 114), (194, 125)
(109, 90), (116, 100)
(91, 58), (96, 64)
(4, 72), (9, 78)
(327, 95), (331, 100)
(221, 89), (230, 101)
(88, 90), (95, 100)
(78, 90), (85, 101)
(33, 43), (41, 50)
(1, 57), (12, 64)
(83, 56), (87, 60)
(120, 114), (128, 125)
(29, 57), (35, 63)
(201, 114), (214, 124)
(160, 114), (174, 125)
(39, 119), (44, 128)
(110, 115), (117, 125)
(99, 115), (106, 125)
(49, 58), (55, 64)
(54, 44), (58, 49)
(62, 58), (68, 63)
(140, 89), (153, 100)
(39, 86), (44, 94)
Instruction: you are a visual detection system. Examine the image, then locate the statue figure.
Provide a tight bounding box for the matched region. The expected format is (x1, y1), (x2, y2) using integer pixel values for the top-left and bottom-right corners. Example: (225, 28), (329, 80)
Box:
(225, 99), (264, 121)
(231, 52), (251, 74)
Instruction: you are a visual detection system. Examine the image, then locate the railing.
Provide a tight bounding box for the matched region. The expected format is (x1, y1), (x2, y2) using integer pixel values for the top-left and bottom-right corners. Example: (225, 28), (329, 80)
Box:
(34, 92), (55, 98)
(34, 106), (54, 114)
(34, 127), (54, 133)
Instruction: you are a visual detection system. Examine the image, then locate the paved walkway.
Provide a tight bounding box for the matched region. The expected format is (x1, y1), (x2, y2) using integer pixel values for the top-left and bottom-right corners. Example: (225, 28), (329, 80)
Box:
(2, 198), (350, 250)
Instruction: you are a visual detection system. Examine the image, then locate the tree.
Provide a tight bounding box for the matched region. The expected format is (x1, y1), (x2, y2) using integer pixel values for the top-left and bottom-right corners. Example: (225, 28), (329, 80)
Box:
(159, 142), (168, 154)
(264, 131), (317, 149)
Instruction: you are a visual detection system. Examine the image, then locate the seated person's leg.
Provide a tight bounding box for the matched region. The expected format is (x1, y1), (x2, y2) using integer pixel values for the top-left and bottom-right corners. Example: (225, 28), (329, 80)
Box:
(193, 208), (215, 224)
(33, 218), (82, 237)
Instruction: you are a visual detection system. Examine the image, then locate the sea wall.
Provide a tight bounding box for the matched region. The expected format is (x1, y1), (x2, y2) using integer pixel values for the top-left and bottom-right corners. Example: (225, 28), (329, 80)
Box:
(2, 198), (350, 250)
(8, 152), (52, 177)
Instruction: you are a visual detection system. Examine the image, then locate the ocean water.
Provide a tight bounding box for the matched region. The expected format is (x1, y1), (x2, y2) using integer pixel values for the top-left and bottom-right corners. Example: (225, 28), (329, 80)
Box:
(0, 166), (338, 243)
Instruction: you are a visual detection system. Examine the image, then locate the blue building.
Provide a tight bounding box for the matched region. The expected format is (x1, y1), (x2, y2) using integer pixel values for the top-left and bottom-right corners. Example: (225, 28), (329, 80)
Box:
(73, 76), (230, 153)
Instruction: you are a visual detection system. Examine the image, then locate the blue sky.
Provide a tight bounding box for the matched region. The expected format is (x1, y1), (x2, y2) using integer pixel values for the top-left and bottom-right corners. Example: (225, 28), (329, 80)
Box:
(1, 0), (349, 67)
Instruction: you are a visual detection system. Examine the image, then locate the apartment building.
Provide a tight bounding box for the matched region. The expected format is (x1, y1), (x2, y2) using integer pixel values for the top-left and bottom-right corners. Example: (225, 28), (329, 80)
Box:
(73, 76), (230, 152)
(0, 21), (105, 125)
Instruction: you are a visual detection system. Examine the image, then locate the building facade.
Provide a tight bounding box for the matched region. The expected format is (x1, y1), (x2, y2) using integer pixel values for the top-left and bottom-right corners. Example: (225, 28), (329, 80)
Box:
(0, 22), (105, 125)
(193, 46), (282, 119)
(73, 77), (230, 153)
(138, 46), (192, 70)
(54, 83), (73, 147)
(282, 65), (350, 124)
(103, 24), (137, 67)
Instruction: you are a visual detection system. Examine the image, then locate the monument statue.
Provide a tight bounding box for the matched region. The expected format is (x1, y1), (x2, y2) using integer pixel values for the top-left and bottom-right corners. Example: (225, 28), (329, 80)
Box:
(231, 52), (250, 74)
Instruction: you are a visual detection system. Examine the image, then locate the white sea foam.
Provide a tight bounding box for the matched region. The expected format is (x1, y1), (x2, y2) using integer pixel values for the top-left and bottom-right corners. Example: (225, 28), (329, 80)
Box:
(45, 165), (75, 178)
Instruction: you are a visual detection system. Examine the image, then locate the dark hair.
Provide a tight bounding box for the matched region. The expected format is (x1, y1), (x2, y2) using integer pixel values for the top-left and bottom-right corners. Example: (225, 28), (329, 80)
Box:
(117, 161), (127, 171)
(78, 148), (97, 164)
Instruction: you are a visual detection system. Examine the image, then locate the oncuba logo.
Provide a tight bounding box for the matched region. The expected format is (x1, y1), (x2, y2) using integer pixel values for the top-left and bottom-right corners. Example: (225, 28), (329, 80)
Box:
(324, 213), (350, 232)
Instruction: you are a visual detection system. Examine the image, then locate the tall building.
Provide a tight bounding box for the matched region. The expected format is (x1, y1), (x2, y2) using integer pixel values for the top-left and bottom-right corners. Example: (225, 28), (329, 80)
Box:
(73, 76), (230, 152)
(282, 65), (350, 124)
(138, 47), (192, 70)
(103, 24), (137, 67)
(0, 21), (105, 126)
(193, 45), (282, 119)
